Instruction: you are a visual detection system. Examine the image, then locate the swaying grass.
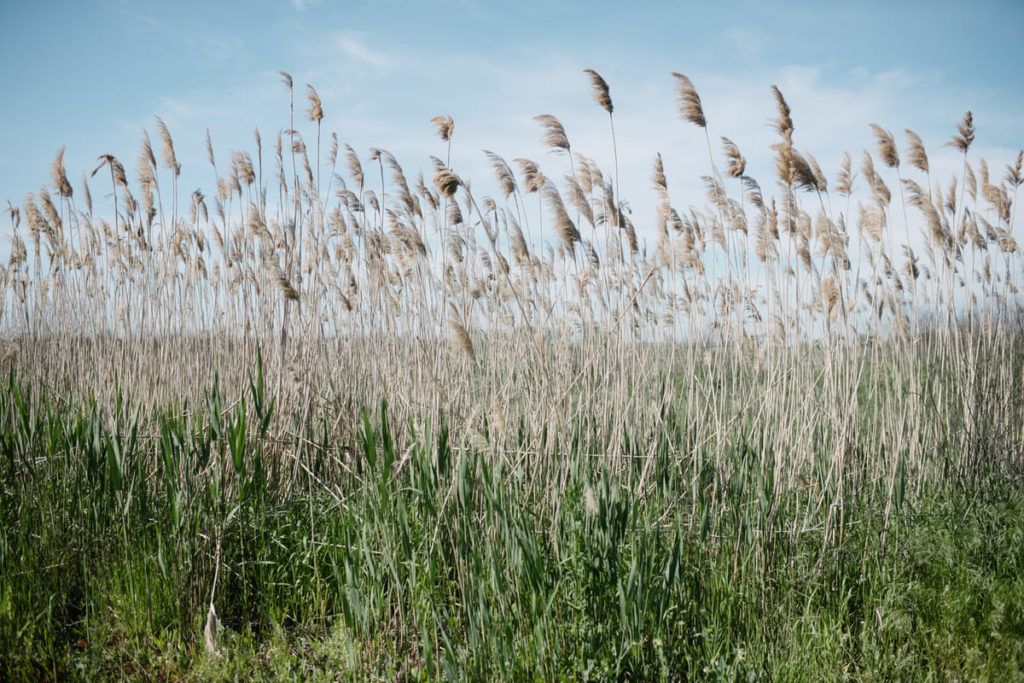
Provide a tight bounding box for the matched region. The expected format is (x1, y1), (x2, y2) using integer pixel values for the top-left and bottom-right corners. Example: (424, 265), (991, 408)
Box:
(1, 364), (1023, 679)
(1, 68), (1023, 678)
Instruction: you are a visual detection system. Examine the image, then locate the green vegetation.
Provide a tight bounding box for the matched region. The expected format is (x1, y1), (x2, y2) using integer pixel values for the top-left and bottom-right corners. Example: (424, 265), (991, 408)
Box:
(2, 352), (1023, 680)
(2, 69), (1023, 677)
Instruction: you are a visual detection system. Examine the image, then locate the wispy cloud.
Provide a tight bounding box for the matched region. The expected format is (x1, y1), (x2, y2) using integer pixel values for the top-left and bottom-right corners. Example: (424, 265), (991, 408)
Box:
(333, 31), (394, 72)
(290, 0), (321, 10)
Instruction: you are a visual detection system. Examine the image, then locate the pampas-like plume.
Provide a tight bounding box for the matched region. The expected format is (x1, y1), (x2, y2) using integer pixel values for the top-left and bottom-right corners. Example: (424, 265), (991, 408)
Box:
(431, 158), (461, 198)
(138, 134), (157, 190)
(862, 151), (891, 207)
(904, 129), (929, 174)
(305, 84), (323, 122)
(1005, 150), (1023, 188)
(821, 274), (839, 315)
(906, 177), (952, 251)
(514, 158), (545, 194)
(806, 152), (827, 192)
(508, 217), (529, 264)
(787, 149), (820, 192)
(858, 203), (886, 242)
(946, 111), (974, 153)
(81, 172), (92, 215)
(449, 316), (476, 363)
(542, 179), (581, 249)
(721, 137), (746, 178)
(870, 124), (900, 168)
(743, 175), (764, 209)
(770, 85), (793, 138)
(50, 147), (73, 198)
(154, 116), (180, 177)
(92, 154), (128, 188)
(274, 266), (300, 301)
(651, 153), (668, 199)
(201, 131), (215, 173)
(534, 115), (570, 153)
(344, 144), (364, 188)
(671, 72), (706, 128)
(483, 150), (517, 199)
(232, 151), (256, 187)
(566, 173), (594, 228)
(583, 68), (613, 113)
(430, 116), (454, 142)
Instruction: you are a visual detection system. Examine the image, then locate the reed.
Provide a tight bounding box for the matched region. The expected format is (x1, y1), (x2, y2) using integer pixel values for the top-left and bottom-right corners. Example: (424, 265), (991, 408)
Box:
(1, 69), (1022, 679)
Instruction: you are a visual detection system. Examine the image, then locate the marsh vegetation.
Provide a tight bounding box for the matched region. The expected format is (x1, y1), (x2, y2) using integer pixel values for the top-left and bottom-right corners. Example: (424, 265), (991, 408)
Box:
(1, 70), (1022, 679)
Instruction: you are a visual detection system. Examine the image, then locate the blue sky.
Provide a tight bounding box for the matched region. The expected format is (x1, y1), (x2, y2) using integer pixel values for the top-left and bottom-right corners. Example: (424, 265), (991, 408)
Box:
(2, 0), (1022, 250)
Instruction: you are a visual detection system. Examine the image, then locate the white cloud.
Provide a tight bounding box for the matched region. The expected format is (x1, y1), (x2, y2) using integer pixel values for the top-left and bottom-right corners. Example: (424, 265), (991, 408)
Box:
(333, 31), (394, 72)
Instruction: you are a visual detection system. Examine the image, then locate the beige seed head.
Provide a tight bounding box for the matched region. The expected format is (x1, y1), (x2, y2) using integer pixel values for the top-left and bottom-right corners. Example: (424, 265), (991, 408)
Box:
(430, 115), (454, 142)
(305, 84), (323, 123)
(672, 72), (706, 128)
(583, 68), (613, 113)
(870, 124), (900, 168)
(534, 114), (570, 153)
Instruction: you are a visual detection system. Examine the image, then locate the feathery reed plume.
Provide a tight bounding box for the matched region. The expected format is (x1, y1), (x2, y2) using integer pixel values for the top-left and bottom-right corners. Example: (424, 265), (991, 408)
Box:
(583, 68), (613, 113)
(5, 200), (20, 230)
(449, 316), (476, 363)
(431, 158), (462, 198)
(861, 151), (891, 207)
(964, 163), (977, 201)
(870, 124), (900, 168)
(344, 144), (364, 188)
(508, 217), (529, 264)
(821, 274), (839, 315)
(92, 154), (128, 187)
(770, 85), (793, 138)
(205, 129), (216, 168)
(138, 132), (157, 186)
(742, 175), (764, 209)
(788, 150), (820, 192)
(514, 158), (545, 194)
(274, 265), (300, 301)
(542, 179), (580, 248)
(721, 137), (746, 178)
(430, 116), (454, 142)
(50, 147), (73, 198)
(672, 72), (706, 128)
(483, 150), (517, 199)
(81, 172), (92, 215)
(1005, 150), (1023, 188)
(806, 152), (827, 192)
(305, 84), (323, 122)
(904, 129), (929, 174)
(534, 114), (570, 153)
(947, 111), (974, 153)
(566, 173), (594, 227)
(903, 178), (952, 250)
(154, 116), (180, 176)
(232, 151), (256, 187)
(279, 70), (293, 90)
(192, 190), (208, 223)
(858, 203), (886, 242)
(651, 153), (668, 199)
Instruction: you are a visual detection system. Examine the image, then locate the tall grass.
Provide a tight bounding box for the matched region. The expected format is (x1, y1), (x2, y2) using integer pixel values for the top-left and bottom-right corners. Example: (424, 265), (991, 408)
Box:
(1, 70), (1023, 677)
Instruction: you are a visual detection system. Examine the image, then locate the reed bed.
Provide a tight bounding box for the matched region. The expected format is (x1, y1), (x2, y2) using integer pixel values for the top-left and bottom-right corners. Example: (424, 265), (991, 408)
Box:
(1, 70), (1022, 678)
